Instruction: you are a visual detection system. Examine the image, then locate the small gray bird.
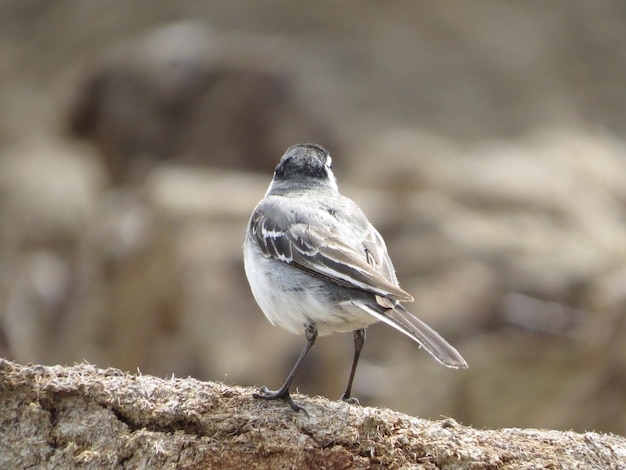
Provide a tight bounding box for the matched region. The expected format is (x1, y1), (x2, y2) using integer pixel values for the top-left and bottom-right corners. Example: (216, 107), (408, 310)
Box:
(244, 143), (467, 413)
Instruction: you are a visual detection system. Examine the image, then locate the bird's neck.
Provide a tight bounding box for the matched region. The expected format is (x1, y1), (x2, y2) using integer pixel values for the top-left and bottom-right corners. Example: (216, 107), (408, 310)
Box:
(266, 179), (339, 197)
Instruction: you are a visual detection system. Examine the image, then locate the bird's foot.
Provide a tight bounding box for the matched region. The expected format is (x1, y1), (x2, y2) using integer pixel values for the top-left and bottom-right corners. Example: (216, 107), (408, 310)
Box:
(253, 386), (309, 416)
(340, 393), (361, 406)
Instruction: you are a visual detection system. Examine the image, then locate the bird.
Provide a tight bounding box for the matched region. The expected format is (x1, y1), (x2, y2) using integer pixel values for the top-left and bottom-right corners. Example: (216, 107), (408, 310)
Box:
(243, 143), (467, 414)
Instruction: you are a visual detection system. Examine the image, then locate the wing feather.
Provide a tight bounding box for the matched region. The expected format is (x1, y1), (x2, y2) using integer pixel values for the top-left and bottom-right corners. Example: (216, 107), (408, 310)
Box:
(249, 208), (413, 302)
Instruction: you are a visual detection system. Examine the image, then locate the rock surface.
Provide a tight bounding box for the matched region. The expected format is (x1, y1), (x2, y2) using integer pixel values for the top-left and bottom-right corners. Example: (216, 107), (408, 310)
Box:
(2, 359), (625, 469)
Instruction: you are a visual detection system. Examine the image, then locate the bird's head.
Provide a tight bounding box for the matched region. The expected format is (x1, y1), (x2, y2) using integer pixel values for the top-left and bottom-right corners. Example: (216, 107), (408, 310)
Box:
(268, 143), (338, 194)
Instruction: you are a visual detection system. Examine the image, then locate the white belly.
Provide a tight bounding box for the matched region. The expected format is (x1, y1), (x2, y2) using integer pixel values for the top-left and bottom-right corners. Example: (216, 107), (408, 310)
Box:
(243, 241), (376, 336)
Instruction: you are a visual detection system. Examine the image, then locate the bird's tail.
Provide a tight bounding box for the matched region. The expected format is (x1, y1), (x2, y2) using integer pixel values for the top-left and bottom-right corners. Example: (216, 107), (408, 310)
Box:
(356, 301), (468, 369)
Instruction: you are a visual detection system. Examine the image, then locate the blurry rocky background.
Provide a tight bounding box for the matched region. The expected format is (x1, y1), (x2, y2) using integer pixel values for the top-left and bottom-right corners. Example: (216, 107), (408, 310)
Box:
(1, 0), (625, 436)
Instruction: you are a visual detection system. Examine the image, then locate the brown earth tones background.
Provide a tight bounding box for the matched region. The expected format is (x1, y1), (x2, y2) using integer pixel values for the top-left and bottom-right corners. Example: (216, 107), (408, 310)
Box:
(1, 1), (625, 436)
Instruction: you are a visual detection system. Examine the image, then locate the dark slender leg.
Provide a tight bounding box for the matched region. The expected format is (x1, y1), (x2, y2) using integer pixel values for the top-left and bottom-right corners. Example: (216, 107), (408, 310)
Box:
(340, 328), (366, 405)
(254, 324), (318, 414)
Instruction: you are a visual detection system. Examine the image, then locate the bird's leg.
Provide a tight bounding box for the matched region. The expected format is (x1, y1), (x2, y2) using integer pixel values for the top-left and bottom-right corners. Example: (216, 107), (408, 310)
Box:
(254, 324), (318, 414)
(341, 328), (366, 405)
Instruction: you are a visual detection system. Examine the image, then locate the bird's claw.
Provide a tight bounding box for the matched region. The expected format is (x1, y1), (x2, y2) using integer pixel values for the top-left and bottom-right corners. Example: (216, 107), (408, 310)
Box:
(253, 386), (309, 416)
(340, 394), (361, 406)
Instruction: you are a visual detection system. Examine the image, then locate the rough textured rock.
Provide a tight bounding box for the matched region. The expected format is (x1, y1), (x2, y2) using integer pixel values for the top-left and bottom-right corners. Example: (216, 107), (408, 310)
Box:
(1, 359), (624, 469)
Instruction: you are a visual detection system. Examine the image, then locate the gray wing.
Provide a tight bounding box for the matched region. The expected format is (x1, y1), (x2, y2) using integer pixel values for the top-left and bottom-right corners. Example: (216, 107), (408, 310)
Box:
(249, 206), (413, 302)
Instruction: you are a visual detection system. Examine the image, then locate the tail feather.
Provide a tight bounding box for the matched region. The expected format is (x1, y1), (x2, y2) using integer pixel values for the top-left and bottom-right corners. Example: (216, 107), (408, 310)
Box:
(356, 301), (468, 369)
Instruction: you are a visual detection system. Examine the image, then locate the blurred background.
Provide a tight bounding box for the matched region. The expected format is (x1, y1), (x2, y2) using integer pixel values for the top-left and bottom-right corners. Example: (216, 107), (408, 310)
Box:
(1, 0), (625, 435)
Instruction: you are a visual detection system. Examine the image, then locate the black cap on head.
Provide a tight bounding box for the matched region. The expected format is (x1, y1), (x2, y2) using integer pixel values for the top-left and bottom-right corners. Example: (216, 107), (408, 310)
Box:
(273, 143), (332, 182)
